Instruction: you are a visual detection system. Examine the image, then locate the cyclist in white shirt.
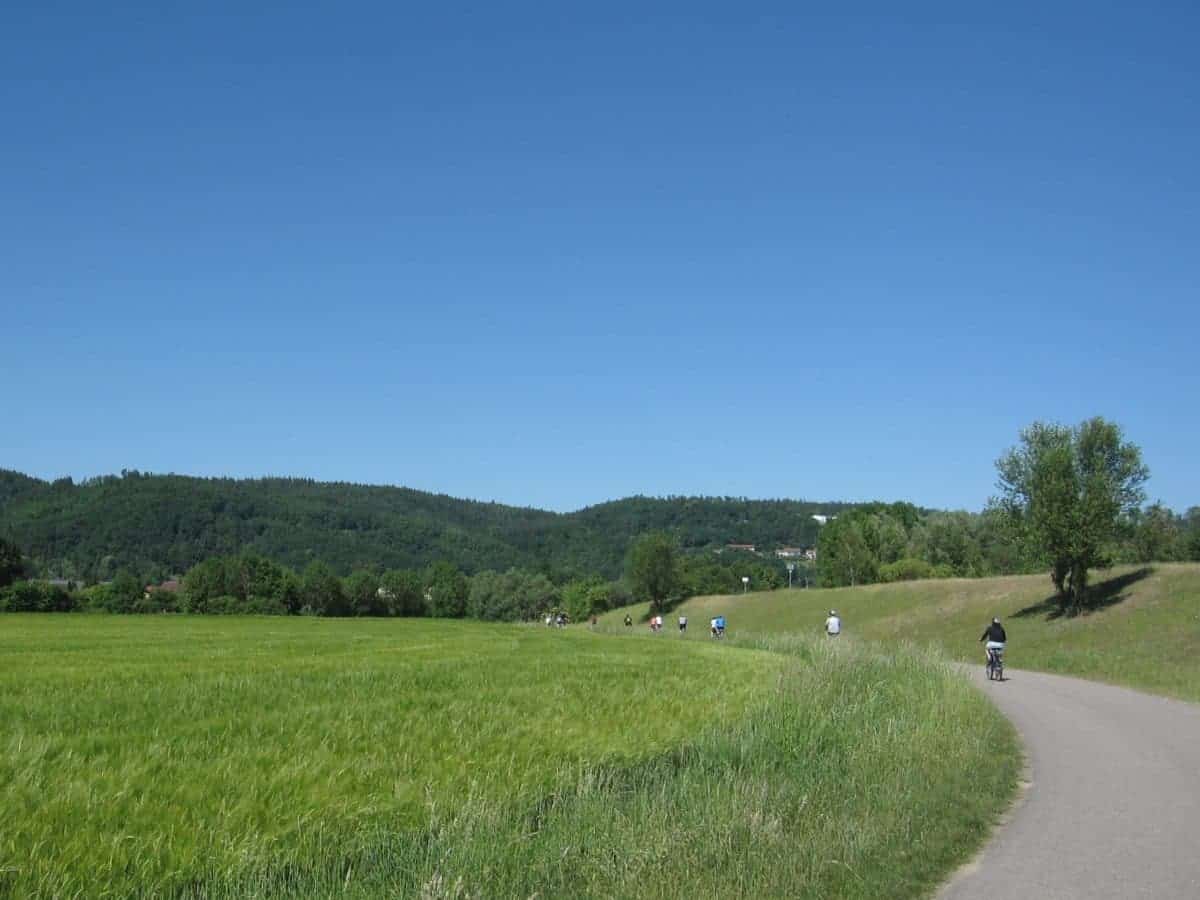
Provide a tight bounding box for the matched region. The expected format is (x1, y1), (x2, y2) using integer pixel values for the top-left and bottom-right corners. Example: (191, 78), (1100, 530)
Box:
(825, 610), (841, 637)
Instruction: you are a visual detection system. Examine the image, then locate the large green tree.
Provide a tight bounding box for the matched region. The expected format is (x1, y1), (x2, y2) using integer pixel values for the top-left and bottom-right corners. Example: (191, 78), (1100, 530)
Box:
(1132, 503), (1181, 563)
(817, 516), (877, 587)
(345, 570), (386, 617)
(993, 418), (1148, 612)
(379, 569), (426, 616)
(908, 512), (986, 576)
(423, 560), (468, 618)
(108, 569), (143, 613)
(301, 561), (349, 616)
(1185, 507), (1200, 562)
(625, 533), (682, 612)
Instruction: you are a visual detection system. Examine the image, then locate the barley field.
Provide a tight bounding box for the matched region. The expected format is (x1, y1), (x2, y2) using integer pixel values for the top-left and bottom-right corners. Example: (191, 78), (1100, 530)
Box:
(0, 616), (1015, 898)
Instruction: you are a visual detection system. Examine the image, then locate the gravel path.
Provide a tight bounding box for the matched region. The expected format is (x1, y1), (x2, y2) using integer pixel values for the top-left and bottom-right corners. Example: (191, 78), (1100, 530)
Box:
(939, 667), (1200, 900)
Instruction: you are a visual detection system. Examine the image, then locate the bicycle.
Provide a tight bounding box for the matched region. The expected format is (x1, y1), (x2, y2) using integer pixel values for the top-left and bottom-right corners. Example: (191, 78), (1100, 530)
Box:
(986, 647), (1004, 682)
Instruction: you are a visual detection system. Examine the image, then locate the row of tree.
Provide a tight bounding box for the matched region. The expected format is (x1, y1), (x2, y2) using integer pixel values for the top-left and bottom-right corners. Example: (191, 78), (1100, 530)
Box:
(0, 542), (640, 621)
(817, 418), (1200, 614)
(816, 503), (1018, 587)
(0, 532), (794, 619)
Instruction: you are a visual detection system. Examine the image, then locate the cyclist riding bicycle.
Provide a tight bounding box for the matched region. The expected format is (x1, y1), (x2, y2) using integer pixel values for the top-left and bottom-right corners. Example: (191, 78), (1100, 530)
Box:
(979, 617), (1007, 669)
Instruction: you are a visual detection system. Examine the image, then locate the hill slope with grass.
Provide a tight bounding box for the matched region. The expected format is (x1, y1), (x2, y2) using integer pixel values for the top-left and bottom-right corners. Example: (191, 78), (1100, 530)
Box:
(604, 564), (1200, 701)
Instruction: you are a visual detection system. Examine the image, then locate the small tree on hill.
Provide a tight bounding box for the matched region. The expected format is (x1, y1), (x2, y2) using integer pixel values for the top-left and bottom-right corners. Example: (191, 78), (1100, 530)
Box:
(992, 417), (1148, 613)
(625, 533), (682, 612)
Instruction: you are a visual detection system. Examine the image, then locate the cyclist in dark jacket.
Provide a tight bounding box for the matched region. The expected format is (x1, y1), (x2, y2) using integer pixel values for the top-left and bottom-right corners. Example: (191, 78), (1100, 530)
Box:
(980, 619), (1007, 643)
(980, 618), (1007, 669)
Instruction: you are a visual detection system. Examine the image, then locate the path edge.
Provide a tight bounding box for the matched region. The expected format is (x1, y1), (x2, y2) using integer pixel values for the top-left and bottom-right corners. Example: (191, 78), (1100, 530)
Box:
(933, 677), (1032, 898)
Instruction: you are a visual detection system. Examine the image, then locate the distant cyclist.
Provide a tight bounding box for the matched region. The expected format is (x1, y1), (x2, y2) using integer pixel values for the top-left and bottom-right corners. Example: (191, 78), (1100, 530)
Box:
(980, 617), (1007, 667)
(825, 609), (841, 637)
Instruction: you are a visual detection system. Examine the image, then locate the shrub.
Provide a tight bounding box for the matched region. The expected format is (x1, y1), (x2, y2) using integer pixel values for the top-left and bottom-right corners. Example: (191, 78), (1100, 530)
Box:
(0, 581), (75, 612)
(468, 569), (558, 621)
(134, 588), (180, 614)
(878, 558), (935, 583)
(242, 595), (289, 616)
(562, 578), (628, 620)
(204, 595), (244, 615)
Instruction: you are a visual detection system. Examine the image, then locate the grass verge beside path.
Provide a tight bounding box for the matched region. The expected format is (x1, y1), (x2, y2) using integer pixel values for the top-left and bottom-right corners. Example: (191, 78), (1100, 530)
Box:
(605, 563), (1200, 702)
(200, 636), (1019, 899)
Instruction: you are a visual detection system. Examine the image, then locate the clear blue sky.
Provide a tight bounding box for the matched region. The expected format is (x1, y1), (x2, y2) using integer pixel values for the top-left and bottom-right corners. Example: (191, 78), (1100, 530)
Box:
(3, 2), (1197, 512)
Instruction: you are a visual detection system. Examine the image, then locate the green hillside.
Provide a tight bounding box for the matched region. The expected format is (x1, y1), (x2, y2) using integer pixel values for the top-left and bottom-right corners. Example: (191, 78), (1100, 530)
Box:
(603, 563), (1200, 701)
(0, 468), (849, 581)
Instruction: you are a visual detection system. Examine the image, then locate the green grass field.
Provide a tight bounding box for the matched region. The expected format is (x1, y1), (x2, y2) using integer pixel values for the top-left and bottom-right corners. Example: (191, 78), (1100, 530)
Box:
(603, 563), (1200, 701)
(0, 615), (1016, 898)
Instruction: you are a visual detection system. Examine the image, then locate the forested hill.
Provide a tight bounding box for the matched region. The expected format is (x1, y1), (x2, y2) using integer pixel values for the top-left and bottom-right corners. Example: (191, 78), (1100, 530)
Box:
(0, 469), (852, 581)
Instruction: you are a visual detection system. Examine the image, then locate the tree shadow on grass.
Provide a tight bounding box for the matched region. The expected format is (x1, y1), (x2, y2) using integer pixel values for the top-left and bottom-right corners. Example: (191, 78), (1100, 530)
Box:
(1013, 567), (1154, 621)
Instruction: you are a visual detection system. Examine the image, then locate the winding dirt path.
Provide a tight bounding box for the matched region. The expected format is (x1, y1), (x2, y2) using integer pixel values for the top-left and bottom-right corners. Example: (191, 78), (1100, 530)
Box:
(939, 668), (1200, 899)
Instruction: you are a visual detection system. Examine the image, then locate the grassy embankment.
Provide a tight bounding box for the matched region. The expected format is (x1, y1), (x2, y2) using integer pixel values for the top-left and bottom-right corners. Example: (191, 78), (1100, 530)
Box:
(0, 615), (1015, 899)
(603, 563), (1200, 701)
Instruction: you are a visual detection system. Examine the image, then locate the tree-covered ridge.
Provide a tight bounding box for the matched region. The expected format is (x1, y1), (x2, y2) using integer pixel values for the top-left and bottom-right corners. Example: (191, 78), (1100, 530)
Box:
(0, 469), (848, 582)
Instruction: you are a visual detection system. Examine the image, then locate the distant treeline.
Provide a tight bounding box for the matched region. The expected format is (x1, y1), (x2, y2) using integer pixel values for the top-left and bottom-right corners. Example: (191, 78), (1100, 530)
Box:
(816, 501), (1200, 588)
(0, 539), (807, 621)
(0, 469), (849, 582)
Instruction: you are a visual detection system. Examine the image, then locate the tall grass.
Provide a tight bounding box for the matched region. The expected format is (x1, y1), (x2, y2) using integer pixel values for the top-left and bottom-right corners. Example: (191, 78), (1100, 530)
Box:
(0, 618), (1016, 898)
(0, 616), (780, 897)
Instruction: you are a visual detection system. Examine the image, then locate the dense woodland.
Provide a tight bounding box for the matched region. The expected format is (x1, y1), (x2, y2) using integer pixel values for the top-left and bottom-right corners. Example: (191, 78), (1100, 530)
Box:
(2, 457), (1196, 620)
(0, 469), (848, 582)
